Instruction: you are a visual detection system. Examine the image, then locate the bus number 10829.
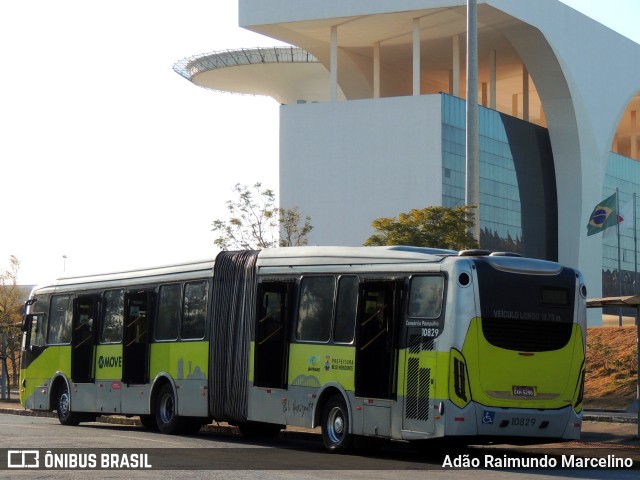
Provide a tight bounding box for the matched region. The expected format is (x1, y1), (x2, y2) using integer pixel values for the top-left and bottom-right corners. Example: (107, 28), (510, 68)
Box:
(422, 328), (439, 338)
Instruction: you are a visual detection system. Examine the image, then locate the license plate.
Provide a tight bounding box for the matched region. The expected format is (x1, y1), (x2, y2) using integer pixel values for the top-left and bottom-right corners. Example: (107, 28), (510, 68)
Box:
(512, 385), (535, 397)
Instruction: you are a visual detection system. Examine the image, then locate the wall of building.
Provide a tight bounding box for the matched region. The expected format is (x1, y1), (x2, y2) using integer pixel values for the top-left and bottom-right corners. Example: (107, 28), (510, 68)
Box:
(237, 0), (640, 325)
(280, 95), (443, 246)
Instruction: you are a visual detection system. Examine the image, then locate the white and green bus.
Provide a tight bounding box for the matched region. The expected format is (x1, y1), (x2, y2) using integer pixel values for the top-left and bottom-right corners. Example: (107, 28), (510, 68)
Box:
(20, 246), (587, 450)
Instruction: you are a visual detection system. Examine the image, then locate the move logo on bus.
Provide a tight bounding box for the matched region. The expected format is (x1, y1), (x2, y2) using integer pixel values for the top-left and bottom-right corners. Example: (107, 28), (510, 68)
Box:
(98, 355), (122, 369)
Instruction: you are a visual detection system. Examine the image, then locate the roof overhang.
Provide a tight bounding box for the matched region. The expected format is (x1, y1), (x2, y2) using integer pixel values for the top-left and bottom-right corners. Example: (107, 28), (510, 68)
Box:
(174, 47), (345, 103)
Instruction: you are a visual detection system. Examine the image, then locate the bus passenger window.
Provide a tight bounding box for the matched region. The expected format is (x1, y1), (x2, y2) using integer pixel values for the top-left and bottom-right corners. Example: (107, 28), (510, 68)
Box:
(362, 292), (387, 339)
(126, 301), (147, 345)
(408, 276), (444, 318)
(334, 276), (358, 343)
(157, 284), (181, 340)
(102, 290), (124, 343)
(47, 295), (73, 344)
(75, 303), (95, 345)
(260, 292), (283, 337)
(296, 276), (334, 342)
(181, 281), (208, 339)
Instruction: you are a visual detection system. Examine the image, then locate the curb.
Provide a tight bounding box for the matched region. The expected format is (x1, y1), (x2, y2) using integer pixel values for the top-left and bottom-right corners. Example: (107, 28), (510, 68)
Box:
(584, 414), (639, 424)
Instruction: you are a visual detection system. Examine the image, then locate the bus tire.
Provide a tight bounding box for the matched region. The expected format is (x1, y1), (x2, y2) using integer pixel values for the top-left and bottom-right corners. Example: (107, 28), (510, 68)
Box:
(56, 383), (81, 426)
(155, 384), (180, 434)
(139, 414), (158, 430)
(321, 395), (353, 452)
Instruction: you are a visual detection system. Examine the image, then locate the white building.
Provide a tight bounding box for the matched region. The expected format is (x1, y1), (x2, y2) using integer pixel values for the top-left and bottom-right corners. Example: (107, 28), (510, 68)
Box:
(174, 0), (640, 323)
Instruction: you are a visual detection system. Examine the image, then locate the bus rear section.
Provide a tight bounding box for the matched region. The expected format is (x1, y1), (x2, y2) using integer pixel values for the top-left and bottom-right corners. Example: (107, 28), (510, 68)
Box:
(445, 255), (587, 441)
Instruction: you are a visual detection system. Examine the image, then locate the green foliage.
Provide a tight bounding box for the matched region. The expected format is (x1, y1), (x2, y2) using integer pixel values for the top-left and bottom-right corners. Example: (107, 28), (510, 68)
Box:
(364, 205), (479, 251)
(1, 255), (22, 388)
(212, 183), (313, 250)
(279, 206), (313, 248)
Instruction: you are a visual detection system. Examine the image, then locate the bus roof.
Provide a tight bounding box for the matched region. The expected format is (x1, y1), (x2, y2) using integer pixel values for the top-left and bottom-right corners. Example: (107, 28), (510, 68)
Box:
(256, 245), (454, 267)
(32, 259), (215, 294)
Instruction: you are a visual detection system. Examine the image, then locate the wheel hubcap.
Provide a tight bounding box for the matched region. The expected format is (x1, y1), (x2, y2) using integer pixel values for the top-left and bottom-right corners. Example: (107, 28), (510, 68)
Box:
(159, 394), (174, 424)
(327, 407), (345, 444)
(59, 392), (70, 417)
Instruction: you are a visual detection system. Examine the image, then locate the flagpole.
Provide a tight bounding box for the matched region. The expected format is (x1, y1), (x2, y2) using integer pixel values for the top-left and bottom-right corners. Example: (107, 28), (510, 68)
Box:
(634, 192), (637, 296)
(617, 188), (622, 326)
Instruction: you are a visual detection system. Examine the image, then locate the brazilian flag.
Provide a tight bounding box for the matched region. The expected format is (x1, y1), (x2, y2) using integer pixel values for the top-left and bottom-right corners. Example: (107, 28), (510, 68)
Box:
(587, 192), (618, 236)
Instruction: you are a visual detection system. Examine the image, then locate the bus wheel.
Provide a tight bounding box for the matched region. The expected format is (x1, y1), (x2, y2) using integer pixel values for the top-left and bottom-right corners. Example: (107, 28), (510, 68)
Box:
(155, 384), (179, 434)
(139, 414), (158, 430)
(321, 395), (353, 452)
(56, 383), (81, 426)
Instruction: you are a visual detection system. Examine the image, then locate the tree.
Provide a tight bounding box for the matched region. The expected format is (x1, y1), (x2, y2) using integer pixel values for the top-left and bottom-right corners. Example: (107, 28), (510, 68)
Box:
(279, 206), (314, 248)
(0, 255), (23, 390)
(364, 205), (479, 251)
(212, 183), (313, 250)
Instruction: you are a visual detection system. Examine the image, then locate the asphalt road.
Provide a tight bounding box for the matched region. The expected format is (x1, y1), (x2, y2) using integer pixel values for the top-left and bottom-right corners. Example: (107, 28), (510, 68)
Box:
(0, 413), (638, 479)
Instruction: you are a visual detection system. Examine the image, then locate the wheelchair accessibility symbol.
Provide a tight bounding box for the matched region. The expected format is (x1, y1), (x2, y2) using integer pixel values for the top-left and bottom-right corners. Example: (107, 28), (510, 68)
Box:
(482, 411), (495, 424)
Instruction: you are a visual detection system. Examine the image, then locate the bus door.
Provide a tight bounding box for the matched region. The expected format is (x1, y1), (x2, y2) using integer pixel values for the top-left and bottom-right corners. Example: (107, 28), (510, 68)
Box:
(71, 295), (100, 383)
(122, 290), (154, 385)
(355, 280), (400, 400)
(401, 275), (445, 434)
(254, 281), (293, 389)
(21, 311), (46, 368)
(20, 309), (47, 409)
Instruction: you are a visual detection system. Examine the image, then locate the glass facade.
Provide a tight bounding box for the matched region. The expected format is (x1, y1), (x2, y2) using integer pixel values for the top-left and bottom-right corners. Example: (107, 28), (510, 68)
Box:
(441, 94), (640, 296)
(441, 95), (557, 259)
(602, 152), (640, 297)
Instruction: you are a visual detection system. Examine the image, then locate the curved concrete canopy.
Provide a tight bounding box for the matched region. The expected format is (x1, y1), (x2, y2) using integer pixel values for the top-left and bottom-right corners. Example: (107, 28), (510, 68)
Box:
(173, 47), (345, 104)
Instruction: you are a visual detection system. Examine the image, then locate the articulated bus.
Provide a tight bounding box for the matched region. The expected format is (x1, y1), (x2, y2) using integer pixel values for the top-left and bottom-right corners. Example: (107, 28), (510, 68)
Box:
(20, 246), (587, 450)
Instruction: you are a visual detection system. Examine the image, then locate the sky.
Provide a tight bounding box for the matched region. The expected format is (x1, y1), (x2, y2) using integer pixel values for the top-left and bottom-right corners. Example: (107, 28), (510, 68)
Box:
(1, 1), (639, 285)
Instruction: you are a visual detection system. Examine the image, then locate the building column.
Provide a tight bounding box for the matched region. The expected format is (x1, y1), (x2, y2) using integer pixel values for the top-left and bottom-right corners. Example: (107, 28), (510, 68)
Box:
(413, 18), (421, 96)
(453, 34), (461, 97)
(481, 82), (488, 107)
(522, 65), (529, 122)
(512, 94), (519, 117)
(632, 110), (638, 159)
(489, 50), (496, 109)
(373, 42), (381, 99)
(330, 26), (338, 102)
